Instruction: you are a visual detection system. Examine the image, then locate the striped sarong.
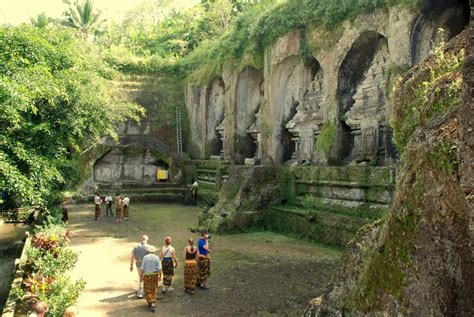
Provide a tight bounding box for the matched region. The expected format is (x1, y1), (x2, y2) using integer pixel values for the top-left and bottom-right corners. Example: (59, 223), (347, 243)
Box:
(123, 205), (129, 218)
(184, 260), (198, 291)
(197, 256), (210, 284)
(162, 258), (174, 286)
(115, 206), (122, 220)
(95, 205), (101, 220)
(143, 273), (159, 304)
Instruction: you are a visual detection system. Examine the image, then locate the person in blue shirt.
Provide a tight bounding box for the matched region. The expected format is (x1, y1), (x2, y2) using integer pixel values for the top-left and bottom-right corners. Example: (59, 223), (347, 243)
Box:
(197, 230), (211, 290)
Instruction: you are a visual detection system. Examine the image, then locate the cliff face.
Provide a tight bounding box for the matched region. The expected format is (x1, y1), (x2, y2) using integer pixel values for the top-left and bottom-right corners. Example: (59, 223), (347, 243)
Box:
(185, 1), (470, 167)
(305, 22), (473, 317)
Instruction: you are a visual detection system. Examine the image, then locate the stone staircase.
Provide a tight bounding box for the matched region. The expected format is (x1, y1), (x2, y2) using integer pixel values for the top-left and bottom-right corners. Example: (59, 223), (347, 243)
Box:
(266, 166), (395, 247)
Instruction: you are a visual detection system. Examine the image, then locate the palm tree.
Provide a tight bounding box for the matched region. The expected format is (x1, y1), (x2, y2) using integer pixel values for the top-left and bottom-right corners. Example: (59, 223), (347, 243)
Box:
(61, 0), (105, 39)
(30, 12), (51, 29)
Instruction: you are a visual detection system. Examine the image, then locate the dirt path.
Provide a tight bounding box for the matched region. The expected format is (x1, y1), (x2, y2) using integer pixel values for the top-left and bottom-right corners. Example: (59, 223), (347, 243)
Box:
(68, 203), (340, 316)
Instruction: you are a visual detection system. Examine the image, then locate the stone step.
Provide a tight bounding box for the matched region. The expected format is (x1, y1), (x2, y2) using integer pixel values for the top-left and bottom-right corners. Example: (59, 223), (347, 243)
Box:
(271, 206), (369, 232)
(294, 197), (388, 219)
(116, 187), (189, 194)
(96, 182), (183, 190)
(76, 192), (190, 204)
(295, 184), (393, 205)
(265, 207), (369, 247)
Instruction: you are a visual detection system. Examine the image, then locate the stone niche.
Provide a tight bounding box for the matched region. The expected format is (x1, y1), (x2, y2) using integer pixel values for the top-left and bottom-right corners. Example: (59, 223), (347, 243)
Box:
(285, 57), (325, 164)
(410, 0), (470, 66)
(336, 31), (392, 165)
(234, 66), (264, 164)
(269, 55), (307, 164)
(206, 77), (225, 158)
(93, 148), (170, 184)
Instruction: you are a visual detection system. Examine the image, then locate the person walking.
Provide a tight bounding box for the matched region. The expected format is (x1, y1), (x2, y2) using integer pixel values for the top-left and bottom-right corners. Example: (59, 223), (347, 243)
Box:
(183, 238), (198, 294)
(160, 236), (178, 293)
(197, 230), (211, 290)
(105, 193), (114, 216)
(115, 193), (123, 223)
(130, 235), (149, 298)
(94, 193), (102, 220)
(122, 194), (130, 221)
(140, 245), (162, 312)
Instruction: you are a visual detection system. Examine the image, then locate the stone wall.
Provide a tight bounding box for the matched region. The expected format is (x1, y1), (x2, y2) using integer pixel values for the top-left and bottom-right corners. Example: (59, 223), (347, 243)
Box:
(185, 1), (470, 166)
(84, 74), (183, 191)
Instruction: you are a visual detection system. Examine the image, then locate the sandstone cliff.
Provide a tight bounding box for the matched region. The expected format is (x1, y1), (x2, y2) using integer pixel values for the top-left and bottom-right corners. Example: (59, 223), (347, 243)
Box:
(304, 24), (473, 317)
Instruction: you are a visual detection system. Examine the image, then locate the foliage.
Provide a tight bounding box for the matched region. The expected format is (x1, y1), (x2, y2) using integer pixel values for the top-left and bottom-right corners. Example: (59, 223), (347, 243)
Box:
(13, 222), (85, 317)
(0, 26), (144, 209)
(315, 122), (336, 156)
(29, 13), (52, 29)
(61, 0), (106, 39)
(428, 140), (458, 175)
(392, 32), (465, 153)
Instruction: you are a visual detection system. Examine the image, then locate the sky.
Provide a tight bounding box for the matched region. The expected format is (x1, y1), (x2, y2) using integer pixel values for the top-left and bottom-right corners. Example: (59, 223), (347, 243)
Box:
(0, 0), (198, 25)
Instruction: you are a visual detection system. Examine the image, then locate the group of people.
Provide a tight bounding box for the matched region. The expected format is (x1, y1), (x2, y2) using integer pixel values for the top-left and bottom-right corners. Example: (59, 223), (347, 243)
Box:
(93, 193), (130, 222)
(130, 231), (211, 312)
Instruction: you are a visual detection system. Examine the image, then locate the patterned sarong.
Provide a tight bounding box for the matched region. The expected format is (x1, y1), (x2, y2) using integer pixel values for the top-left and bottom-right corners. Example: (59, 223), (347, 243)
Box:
(115, 206), (122, 220)
(162, 258), (174, 286)
(95, 205), (101, 220)
(197, 256), (210, 284)
(143, 273), (159, 304)
(123, 205), (129, 218)
(184, 260), (198, 291)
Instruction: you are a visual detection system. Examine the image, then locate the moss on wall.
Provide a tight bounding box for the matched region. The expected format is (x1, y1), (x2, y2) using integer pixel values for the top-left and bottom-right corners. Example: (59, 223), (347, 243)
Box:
(315, 123), (337, 157)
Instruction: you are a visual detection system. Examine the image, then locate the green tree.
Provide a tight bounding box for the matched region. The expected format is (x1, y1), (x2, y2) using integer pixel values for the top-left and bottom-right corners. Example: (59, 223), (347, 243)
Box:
(29, 12), (52, 29)
(0, 26), (143, 209)
(61, 0), (105, 39)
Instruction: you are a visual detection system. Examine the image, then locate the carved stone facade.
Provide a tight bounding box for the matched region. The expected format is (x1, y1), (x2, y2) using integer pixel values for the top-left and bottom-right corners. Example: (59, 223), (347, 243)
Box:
(185, 2), (470, 166)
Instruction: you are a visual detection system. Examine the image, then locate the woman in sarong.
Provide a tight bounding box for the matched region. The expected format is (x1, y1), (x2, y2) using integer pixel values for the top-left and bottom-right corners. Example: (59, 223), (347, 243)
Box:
(115, 194), (122, 223)
(183, 238), (198, 294)
(160, 236), (178, 293)
(140, 245), (161, 312)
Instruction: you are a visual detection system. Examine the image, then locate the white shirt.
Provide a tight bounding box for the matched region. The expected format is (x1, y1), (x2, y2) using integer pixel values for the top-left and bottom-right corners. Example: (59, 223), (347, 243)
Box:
(94, 196), (102, 205)
(192, 181), (198, 188)
(161, 246), (175, 258)
(123, 197), (130, 206)
(105, 196), (112, 203)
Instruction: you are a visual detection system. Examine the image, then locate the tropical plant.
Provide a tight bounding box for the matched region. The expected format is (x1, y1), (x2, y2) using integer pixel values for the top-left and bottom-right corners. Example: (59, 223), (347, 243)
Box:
(29, 12), (52, 29)
(61, 0), (105, 39)
(0, 26), (144, 209)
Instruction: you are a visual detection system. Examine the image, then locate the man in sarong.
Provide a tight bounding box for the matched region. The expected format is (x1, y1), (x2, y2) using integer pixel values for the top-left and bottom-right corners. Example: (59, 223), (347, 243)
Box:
(197, 230), (211, 290)
(94, 193), (102, 220)
(122, 194), (130, 220)
(140, 245), (162, 312)
(115, 193), (123, 223)
(130, 235), (149, 298)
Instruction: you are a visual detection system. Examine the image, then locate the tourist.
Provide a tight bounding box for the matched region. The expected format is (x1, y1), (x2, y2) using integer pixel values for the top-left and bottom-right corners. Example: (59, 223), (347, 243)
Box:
(115, 193), (123, 223)
(191, 178), (199, 205)
(130, 235), (149, 298)
(160, 236), (178, 293)
(63, 306), (78, 316)
(183, 238), (198, 294)
(93, 193), (102, 220)
(31, 301), (48, 317)
(140, 245), (162, 312)
(104, 193), (114, 216)
(122, 193), (130, 220)
(197, 230), (211, 290)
